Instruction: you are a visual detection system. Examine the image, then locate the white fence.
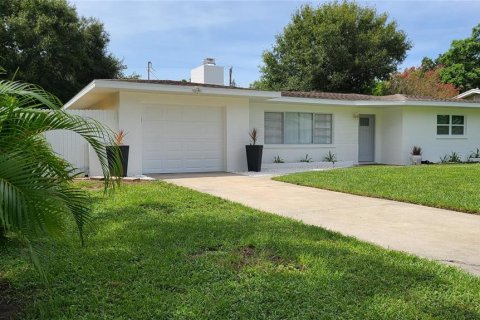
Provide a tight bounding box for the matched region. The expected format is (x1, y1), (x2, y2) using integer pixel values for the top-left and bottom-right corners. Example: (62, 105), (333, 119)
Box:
(45, 110), (118, 176)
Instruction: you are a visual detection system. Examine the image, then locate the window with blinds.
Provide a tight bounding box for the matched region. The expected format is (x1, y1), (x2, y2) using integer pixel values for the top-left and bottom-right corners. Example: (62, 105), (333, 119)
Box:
(264, 112), (284, 144)
(314, 114), (332, 144)
(264, 112), (332, 144)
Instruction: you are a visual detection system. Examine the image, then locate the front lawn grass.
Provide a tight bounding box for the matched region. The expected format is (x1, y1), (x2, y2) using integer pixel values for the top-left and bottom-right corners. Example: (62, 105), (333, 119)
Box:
(1, 181), (480, 319)
(275, 164), (480, 214)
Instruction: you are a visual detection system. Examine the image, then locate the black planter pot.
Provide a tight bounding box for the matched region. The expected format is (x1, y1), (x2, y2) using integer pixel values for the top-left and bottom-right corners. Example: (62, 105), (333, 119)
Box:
(106, 145), (129, 177)
(246, 145), (263, 172)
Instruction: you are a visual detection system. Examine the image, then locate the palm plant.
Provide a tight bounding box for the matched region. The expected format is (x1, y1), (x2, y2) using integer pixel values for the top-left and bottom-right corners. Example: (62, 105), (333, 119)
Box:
(323, 151), (337, 166)
(300, 154), (313, 163)
(0, 80), (120, 247)
(248, 128), (258, 145)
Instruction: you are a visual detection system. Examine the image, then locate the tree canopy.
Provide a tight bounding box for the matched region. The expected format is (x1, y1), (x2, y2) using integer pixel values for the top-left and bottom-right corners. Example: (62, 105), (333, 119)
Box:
(252, 2), (411, 93)
(374, 66), (459, 98)
(0, 0), (125, 102)
(436, 23), (480, 91)
(380, 22), (480, 97)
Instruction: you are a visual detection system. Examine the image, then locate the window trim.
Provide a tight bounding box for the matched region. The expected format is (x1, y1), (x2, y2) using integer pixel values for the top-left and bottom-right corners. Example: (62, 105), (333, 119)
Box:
(264, 111), (333, 145)
(436, 114), (466, 137)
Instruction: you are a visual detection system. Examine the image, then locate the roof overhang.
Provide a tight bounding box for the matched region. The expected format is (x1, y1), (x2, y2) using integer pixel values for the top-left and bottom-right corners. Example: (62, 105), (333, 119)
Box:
(268, 96), (480, 108)
(64, 80), (480, 109)
(456, 88), (480, 99)
(64, 80), (280, 109)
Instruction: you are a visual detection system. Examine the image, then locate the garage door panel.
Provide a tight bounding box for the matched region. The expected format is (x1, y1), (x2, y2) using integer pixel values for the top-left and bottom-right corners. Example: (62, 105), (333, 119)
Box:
(164, 142), (183, 152)
(203, 142), (223, 150)
(187, 123), (205, 134)
(184, 149), (212, 158)
(204, 159), (224, 169)
(143, 124), (162, 135)
(165, 160), (183, 169)
(143, 160), (163, 171)
(184, 159), (204, 167)
(143, 145), (167, 155)
(145, 152), (164, 160)
(143, 136), (160, 144)
(163, 152), (186, 160)
(201, 108), (223, 121)
(142, 105), (225, 173)
(165, 108), (184, 121)
(162, 122), (188, 136)
(184, 107), (202, 117)
(183, 142), (207, 152)
(202, 127), (223, 137)
(202, 150), (223, 158)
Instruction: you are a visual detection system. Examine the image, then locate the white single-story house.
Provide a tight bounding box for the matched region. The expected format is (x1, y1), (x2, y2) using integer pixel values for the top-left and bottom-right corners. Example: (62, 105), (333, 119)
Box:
(58, 61), (480, 176)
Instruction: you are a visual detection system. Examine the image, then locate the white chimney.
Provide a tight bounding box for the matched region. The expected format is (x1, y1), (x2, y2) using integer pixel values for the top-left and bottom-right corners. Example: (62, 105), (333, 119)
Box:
(190, 58), (224, 86)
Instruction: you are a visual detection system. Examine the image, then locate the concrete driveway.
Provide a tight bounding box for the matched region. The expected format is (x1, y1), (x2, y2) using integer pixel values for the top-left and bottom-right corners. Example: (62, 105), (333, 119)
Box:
(153, 172), (480, 275)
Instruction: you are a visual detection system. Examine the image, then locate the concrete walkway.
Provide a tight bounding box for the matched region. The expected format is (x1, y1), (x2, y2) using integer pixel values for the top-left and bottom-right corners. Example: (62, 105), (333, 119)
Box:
(153, 172), (480, 275)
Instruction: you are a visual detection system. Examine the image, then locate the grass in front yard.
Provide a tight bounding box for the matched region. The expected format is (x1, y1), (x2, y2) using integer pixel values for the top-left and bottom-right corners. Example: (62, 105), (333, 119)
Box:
(275, 164), (480, 214)
(1, 181), (480, 319)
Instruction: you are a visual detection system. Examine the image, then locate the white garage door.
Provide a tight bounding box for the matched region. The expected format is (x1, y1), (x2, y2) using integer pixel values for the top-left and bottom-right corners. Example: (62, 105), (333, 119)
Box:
(142, 105), (225, 173)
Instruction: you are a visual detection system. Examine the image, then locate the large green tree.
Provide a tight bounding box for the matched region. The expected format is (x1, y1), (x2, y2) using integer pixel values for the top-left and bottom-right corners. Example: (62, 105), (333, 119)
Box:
(252, 2), (411, 93)
(437, 23), (480, 91)
(0, 0), (125, 102)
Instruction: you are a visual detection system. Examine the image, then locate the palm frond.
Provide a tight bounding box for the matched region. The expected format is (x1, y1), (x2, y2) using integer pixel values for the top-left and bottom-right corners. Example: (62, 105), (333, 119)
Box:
(0, 80), (61, 110)
(0, 79), (120, 252)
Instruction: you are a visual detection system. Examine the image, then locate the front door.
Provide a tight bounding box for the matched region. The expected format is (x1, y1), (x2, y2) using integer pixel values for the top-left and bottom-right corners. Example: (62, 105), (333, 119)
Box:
(358, 115), (375, 162)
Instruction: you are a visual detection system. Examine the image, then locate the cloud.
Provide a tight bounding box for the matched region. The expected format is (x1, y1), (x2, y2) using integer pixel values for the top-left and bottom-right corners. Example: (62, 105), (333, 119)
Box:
(70, 0), (480, 87)
(70, 1), (282, 38)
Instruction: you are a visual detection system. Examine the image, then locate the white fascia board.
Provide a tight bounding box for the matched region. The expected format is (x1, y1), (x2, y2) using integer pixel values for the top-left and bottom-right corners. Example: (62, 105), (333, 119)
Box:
(456, 88), (480, 99)
(94, 80), (281, 99)
(267, 96), (407, 106)
(404, 101), (480, 108)
(63, 80), (96, 109)
(65, 80), (480, 109)
(267, 96), (480, 108)
(266, 97), (381, 106)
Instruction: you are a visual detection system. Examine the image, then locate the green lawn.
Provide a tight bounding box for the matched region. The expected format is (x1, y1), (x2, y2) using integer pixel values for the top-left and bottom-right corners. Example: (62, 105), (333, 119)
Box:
(275, 164), (480, 214)
(1, 181), (480, 319)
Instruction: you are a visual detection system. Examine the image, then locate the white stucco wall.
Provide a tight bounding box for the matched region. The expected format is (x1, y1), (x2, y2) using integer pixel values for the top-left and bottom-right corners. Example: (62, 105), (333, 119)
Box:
(249, 102), (385, 165)
(80, 89), (480, 175)
(380, 107), (404, 165)
(117, 92), (143, 176)
(225, 99), (250, 172)
(401, 106), (480, 164)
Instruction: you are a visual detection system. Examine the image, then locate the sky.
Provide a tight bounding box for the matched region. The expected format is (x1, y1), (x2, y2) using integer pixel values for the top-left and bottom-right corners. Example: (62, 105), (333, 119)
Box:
(71, 0), (480, 88)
